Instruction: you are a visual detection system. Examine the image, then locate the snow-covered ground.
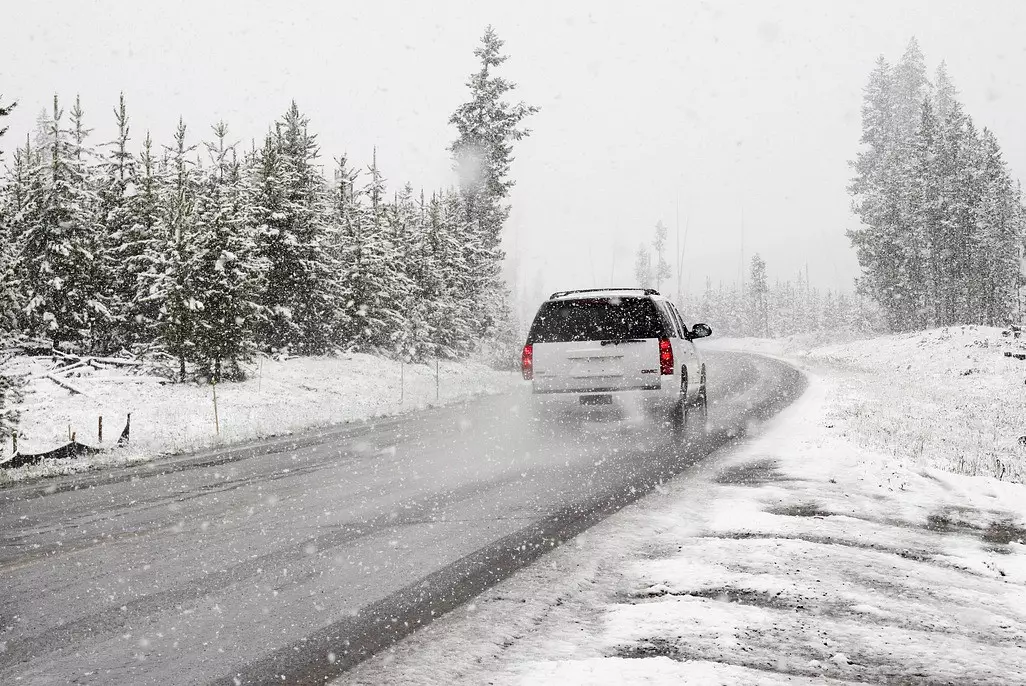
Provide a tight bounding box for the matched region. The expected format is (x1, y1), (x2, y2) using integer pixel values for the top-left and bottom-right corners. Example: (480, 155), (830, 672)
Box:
(717, 326), (1026, 482)
(0, 353), (518, 483)
(339, 328), (1026, 685)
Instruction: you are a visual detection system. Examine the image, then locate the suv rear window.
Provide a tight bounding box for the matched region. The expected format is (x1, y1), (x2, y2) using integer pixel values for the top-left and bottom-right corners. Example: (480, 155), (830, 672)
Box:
(527, 297), (666, 343)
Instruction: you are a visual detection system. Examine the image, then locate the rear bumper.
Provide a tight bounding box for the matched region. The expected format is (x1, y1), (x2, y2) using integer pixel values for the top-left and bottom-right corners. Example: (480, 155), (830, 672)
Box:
(530, 378), (678, 416)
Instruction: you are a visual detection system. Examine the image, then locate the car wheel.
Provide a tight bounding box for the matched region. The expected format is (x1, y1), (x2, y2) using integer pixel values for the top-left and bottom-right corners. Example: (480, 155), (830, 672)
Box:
(669, 368), (688, 438)
(689, 367), (709, 438)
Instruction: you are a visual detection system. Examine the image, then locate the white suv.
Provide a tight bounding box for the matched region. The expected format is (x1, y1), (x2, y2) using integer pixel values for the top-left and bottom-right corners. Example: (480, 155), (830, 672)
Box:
(521, 288), (712, 435)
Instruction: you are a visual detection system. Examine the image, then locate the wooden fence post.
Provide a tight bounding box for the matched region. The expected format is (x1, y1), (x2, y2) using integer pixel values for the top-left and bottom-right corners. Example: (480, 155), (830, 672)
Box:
(212, 381), (220, 435)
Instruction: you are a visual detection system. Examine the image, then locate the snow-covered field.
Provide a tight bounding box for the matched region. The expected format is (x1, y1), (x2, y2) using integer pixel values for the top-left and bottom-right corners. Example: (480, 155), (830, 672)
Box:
(0, 353), (518, 483)
(339, 328), (1026, 685)
(716, 326), (1026, 482)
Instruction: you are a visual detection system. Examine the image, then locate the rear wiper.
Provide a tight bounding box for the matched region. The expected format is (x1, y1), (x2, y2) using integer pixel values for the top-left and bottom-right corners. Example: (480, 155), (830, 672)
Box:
(600, 338), (645, 346)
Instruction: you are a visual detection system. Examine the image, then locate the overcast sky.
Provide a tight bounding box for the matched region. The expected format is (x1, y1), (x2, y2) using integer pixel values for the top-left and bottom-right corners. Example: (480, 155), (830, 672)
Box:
(4, 0), (1026, 312)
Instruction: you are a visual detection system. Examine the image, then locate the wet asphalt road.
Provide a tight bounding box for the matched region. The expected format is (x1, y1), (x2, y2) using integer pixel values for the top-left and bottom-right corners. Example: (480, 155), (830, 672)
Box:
(0, 351), (805, 685)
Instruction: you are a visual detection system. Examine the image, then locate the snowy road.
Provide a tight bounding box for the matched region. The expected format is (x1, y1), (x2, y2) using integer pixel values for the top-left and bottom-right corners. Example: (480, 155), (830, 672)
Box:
(0, 351), (804, 685)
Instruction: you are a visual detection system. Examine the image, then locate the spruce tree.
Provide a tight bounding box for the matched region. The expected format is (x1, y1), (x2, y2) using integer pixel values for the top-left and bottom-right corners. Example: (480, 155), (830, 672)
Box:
(449, 26), (538, 337)
(19, 95), (101, 349)
(141, 118), (199, 380)
(125, 132), (165, 347)
(96, 93), (139, 351)
(746, 254), (769, 337)
(191, 123), (265, 380)
(652, 220), (672, 291)
(634, 245), (653, 288)
(252, 102), (338, 354)
(0, 95), (15, 139)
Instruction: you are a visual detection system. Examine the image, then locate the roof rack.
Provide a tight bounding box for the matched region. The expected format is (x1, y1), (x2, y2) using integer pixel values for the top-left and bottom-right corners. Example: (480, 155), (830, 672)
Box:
(548, 287), (660, 299)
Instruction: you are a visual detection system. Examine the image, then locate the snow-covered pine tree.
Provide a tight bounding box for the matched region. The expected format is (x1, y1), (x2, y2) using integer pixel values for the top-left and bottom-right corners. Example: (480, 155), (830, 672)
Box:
(974, 129), (1024, 325)
(332, 153), (401, 351)
(252, 103), (338, 355)
(910, 98), (943, 328)
(746, 254), (769, 337)
(94, 93), (139, 352)
(326, 154), (358, 345)
(387, 183), (428, 361)
(141, 118), (199, 380)
(848, 57), (902, 329)
(890, 39), (930, 331)
(124, 132), (166, 348)
(449, 26), (538, 337)
(190, 122), (265, 381)
(0, 138), (33, 334)
(0, 95), (15, 139)
(652, 220), (672, 292)
(934, 61), (958, 124)
(634, 245), (653, 288)
(934, 101), (975, 325)
(19, 95), (102, 350)
(422, 189), (475, 358)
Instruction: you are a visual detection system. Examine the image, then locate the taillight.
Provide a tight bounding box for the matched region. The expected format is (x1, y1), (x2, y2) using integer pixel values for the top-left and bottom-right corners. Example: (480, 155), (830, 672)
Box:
(521, 344), (534, 380)
(659, 338), (674, 375)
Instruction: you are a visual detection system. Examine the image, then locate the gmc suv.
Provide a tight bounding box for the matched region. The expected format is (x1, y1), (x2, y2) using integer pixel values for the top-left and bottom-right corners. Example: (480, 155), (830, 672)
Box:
(521, 288), (711, 436)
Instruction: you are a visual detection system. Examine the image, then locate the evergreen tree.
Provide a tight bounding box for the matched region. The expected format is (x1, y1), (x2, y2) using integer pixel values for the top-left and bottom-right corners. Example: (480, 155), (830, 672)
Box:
(652, 220), (672, 291)
(974, 129), (1023, 324)
(141, 118), (199, 380)
(124, 132), (165, 347)
(746, 254), (769, 336)
(337, 152), (407, 351)
(849, 40), (1026, 330)
(19, 95), (102, 349)
(633, 245), (653, 288)
(252, 102), (338, 354)
(0, 95), (15, 139)
(96, 93), (138, 351)
(449, 26), (538, 336)
(191, 123), (265, 380)
(934, 61), (959, 123)
(423, 189), (475, 358)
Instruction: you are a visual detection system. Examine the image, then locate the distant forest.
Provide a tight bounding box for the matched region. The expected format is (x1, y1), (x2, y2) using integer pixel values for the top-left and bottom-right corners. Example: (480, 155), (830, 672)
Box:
(0, 27), (537, 384)
(849, 38), (1025, 332)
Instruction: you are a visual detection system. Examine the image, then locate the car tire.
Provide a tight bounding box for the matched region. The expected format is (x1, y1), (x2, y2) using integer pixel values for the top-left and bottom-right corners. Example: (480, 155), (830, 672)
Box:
(670, 366), (708, 441)
(669, 368), (688, 438)
(688, 367), (709, 439)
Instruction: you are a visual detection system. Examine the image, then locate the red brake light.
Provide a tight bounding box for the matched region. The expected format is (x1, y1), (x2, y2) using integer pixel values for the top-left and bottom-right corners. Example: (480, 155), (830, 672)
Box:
(659, 337), (674, 375)
(521, 344), (534, 380)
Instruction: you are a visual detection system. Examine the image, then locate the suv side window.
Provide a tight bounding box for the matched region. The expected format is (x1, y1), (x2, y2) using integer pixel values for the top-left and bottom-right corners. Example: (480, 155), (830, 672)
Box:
(669, 303), (691, 339)
(656, 301), (680, 339)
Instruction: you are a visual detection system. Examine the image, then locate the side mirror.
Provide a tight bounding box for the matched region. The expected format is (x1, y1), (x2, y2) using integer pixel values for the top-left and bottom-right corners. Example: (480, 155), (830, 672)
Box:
(690, 323), (712, 339)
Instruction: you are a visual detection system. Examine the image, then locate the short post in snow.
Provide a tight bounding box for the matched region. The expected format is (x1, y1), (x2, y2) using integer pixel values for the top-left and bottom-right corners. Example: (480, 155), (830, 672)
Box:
(98, 416), (103, 443)
(11, 432), (17, 455)
(212, 380), (220, 435)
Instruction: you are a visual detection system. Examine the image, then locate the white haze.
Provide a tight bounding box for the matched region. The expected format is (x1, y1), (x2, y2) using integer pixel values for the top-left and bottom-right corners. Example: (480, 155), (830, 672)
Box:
(4, 0), (1026, 318)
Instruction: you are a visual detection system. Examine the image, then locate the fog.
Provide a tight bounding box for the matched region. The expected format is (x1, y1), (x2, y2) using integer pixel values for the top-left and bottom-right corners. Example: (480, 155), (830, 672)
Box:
(4, 0), (1026, 312)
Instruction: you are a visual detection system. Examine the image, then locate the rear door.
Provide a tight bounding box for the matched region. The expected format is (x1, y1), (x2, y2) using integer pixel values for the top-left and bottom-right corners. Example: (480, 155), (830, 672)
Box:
(668, 302), (700, 398)
(528, 297), (666, 394)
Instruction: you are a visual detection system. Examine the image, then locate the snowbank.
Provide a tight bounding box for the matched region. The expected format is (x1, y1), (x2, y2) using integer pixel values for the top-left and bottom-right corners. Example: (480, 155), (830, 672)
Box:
(711, 325), (1026, 482)
(0, 353), (518, 483)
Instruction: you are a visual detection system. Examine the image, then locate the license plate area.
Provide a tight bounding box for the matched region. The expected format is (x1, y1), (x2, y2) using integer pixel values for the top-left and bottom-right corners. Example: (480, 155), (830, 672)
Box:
(580, 394), (613, 406)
